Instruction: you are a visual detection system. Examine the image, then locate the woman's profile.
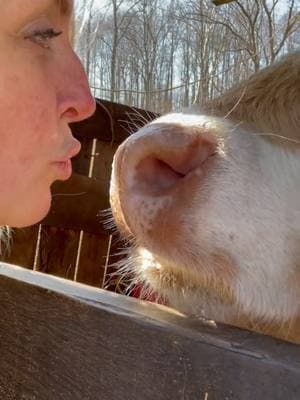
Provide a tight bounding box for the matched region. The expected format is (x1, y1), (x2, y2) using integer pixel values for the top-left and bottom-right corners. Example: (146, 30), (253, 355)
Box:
(0, 0), (95, 228)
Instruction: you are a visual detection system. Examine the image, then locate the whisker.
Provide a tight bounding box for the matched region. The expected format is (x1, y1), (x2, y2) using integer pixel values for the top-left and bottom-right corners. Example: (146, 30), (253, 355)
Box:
(223, 86), (247, 121)
(118, 119), (142, 135)
(51, 192), (87, 198)
(253, 132), (300, 145)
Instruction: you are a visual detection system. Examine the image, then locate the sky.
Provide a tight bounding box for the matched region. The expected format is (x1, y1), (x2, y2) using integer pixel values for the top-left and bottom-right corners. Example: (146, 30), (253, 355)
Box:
(76, 0), (291, 15)
(75, 0), (108, 10)
(94, 0), (107, 7)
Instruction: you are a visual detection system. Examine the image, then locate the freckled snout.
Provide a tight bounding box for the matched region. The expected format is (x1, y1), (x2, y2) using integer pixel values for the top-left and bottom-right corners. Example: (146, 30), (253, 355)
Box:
(110, 115), (218, 246)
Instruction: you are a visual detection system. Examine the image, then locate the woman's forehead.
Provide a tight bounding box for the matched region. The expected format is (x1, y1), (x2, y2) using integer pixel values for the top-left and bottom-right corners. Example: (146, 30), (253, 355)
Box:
(0, 0), (73, 17)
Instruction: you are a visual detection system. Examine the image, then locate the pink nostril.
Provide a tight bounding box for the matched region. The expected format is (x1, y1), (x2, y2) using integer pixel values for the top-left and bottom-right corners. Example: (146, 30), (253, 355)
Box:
(136, 157), (185, 192)
(132, 135), (217, 195)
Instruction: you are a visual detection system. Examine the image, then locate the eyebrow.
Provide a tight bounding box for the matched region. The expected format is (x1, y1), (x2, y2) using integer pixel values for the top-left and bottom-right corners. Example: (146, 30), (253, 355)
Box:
(55, 0), (73, 16)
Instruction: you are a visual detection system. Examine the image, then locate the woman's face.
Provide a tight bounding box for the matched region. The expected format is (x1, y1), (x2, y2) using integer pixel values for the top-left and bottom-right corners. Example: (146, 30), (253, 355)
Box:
(0, 0), (95, 227)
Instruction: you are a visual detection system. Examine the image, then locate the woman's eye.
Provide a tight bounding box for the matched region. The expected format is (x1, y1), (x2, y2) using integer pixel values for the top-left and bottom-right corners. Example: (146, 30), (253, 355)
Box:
(24, 28), (63, 49)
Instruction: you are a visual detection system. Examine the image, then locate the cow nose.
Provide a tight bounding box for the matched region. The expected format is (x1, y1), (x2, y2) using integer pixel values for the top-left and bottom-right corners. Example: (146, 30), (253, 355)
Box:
(110, 115), (220, 238)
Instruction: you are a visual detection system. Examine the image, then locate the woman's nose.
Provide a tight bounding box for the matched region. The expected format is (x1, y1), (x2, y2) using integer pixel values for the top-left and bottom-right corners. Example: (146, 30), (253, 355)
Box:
(58, 50), (96, 123)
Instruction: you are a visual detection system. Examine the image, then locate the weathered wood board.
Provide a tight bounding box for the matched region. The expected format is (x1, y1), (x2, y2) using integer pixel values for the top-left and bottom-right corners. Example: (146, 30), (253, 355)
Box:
(0, 263), (299, 400)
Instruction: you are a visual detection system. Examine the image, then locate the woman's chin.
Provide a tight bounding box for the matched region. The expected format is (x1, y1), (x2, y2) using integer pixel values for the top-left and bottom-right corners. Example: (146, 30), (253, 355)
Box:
(7, 192), (52, 228)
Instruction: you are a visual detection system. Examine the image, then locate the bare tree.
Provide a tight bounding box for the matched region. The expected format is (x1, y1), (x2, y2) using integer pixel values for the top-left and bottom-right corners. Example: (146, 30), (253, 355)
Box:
(74, 0), (300, 112)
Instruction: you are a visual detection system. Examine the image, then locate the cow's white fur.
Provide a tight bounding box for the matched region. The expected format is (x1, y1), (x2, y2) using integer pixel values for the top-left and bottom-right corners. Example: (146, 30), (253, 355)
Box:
(110, 52), (300, 342)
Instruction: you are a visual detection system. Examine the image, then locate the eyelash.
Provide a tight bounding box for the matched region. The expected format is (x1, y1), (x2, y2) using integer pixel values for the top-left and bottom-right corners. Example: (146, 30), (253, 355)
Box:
(24, 28), (63, 49)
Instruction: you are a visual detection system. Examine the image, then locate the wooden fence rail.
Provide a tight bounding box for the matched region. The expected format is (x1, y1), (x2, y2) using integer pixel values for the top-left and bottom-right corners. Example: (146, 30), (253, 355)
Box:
(1, 263), (300, 400)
